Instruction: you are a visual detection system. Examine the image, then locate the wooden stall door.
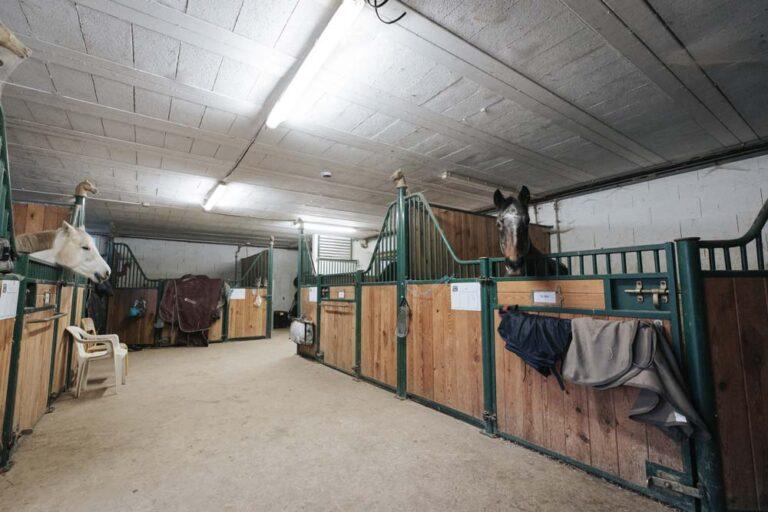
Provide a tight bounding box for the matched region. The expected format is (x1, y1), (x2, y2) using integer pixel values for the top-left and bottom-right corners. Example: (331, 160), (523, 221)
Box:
(12, 203), (70, 236)
(297, 287), (318, 358)
(360, 285), (397, 388)
(0, 317), (16, 430)
(320, 286), (356, 374)
(14, 309), (57, 432)
(704, 277), (768, 511)
(227, 288), (267, 339)
(106, 288), (158, 345)
(494, 280), (683, 489)
(51, 285), (74, 394)
(407, 283), (483, 419)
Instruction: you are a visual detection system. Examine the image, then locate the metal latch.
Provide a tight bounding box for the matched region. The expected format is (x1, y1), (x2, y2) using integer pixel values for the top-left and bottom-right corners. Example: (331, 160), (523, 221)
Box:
(648, 475), (702, 499)
(625, 280), (669, 308)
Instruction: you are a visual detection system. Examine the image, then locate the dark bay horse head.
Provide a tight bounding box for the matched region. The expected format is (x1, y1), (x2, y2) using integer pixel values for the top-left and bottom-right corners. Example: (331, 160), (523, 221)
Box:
(494, 187), (531, 273)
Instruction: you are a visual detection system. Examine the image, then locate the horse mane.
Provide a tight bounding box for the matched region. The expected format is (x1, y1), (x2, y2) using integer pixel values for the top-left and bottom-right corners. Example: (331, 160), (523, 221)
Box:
(16, 229), (58, 254)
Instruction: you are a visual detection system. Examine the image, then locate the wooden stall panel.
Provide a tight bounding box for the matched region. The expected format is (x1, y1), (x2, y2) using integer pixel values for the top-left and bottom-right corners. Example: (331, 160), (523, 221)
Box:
(51, 285), (74, 393)
(360, 285), (397, 388)
(106, 288), (158, 345)
(407, 284), (483, 419)
(494, 289), (683, 488)
(320, 286), (356, 373)
(13, 202), (70, 235)
(298, 287), (318, 358)
(0, 317), (16, 430)
(14, 309), (56, 432)
(496, 280), (605, 310)
(705, 277), (768, 511)
(227, 288), (268, 339)
(431, 207), (550, 260)
(207, 316), (223, 342)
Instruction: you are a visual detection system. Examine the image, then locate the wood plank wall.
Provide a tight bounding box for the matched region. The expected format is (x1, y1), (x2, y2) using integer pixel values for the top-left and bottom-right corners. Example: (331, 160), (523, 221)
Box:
(360, 285), (397, 387)
(13, 203), (70, 235)
(297, 287), (318, 358)
(0, 317), (16, 431)
(431, 207), (550, 260)
(14, 309), (57, 432)
(51, 285), (74, 394)
(320, 286), (355, 373)
(494, 280), (683, 488)
(106, 288), (158, 345)
(406, 283), (483, 419)
(704, 277), (768, 511)
(227, 288), (267, 339)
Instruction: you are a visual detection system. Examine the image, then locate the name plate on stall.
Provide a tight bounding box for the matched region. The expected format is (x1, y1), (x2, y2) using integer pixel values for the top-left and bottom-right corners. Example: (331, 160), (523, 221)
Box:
(0, 280), (19, 320)
(450, 282), (481, 311)
(230, 288), (246, 300)
(532, 291), (558, 305)
(308, 288), (318, 303)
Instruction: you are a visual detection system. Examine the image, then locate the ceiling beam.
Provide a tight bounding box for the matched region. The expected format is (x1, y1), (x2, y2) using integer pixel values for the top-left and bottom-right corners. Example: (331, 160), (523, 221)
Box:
(75, 0), (295, 76)
(387, 1), (664, 166)
(561, 0), (756, 146)
(18, 34), (257, 116)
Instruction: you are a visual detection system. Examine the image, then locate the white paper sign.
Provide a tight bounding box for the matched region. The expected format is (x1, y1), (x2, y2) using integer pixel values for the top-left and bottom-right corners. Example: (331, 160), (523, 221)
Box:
(450, 282), (481, 311)
(230, 288), (246, 300)
(308, 288), (318, 303)
(338, 290), (345, 299)
(0, 280), (19, 320)
(532, 291), (557, 304)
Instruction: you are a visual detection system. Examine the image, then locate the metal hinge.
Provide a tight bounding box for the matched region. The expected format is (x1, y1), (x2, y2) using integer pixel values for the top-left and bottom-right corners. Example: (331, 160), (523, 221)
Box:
(624, 280), (669, 308)
(648, 474), (702, 499)
(482, 410), (497, 422)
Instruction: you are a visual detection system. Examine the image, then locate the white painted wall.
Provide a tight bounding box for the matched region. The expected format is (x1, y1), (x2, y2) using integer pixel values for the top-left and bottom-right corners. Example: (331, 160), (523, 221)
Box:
(113, 237), (297, 311)
(352, 238), (375, 270)
(534, 155), (768, 252)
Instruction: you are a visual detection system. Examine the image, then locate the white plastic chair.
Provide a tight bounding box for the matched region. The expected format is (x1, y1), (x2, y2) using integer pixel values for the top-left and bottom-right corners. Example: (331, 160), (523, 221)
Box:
(66, 326), (127, 397)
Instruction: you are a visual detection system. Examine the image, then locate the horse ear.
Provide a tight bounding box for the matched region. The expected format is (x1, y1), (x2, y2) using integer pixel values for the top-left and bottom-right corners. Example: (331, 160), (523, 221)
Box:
(61, 221), (77, 236)
(518, 186), (530, 206)
(493, 189), (505, 209)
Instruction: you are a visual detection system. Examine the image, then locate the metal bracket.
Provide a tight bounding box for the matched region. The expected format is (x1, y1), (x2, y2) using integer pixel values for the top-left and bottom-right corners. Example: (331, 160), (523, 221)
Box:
(648, 475), (702, 499)
(624, 280), (669, 308)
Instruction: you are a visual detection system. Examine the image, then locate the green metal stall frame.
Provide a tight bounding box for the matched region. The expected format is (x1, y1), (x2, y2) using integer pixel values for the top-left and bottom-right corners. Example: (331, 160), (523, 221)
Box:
(225, 240), (274, 341)
(0, 104), (93, 469)
(292, 172), (756, 512)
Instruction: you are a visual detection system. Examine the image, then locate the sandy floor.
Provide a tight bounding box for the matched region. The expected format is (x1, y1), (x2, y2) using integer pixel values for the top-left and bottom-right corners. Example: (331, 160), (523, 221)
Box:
(0, 330), (671, 512)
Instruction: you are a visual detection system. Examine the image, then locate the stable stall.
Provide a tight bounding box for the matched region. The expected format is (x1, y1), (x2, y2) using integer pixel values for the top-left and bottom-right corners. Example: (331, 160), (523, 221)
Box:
(295, 176), (766, 512)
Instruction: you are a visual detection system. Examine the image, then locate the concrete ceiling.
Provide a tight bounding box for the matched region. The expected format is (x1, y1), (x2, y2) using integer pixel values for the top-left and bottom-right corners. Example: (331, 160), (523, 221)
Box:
(0, 0), (766, 248)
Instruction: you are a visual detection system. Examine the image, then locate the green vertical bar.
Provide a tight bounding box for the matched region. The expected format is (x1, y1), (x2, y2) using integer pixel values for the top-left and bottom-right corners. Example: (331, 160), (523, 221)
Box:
(1, 257), (28, 469)
(354, 270), (362, 379)
(676, 237), (726, 512)
(46, 281), (64, 406)
(395, 183), (409, 399)
(479, 258), (497, 435)
(267, 240), (274, 338)
(315, 275), (322, 360)
(296, 225), (303, 318)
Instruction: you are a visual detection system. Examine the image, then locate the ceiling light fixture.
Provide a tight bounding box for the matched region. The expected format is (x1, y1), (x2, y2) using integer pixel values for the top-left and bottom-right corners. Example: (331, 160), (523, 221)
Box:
(265, 0), (364, 129)
(202, 182), (228, 211)
(296, 221), (356, 234)
(440, 171), (518, 195)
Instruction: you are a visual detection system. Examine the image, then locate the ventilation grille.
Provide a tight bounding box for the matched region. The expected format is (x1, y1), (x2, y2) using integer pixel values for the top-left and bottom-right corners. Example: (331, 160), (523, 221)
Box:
(318, 235), (352, 260)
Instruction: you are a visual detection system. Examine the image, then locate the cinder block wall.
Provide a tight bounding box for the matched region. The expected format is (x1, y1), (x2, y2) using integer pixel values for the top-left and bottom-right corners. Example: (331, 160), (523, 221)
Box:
(534, 155), (768, 252)
(112, 237), (297, 311)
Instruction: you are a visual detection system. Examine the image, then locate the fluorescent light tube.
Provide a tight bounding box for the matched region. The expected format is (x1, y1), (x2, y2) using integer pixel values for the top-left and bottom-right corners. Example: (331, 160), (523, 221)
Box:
(203, 182), (227, 211)
(266, 0), (363, 129)
(302, 222), (356, 234)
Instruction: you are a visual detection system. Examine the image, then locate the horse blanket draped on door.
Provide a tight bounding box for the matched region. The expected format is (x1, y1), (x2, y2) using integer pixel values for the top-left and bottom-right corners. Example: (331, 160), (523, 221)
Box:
(159, 275), (223, 344)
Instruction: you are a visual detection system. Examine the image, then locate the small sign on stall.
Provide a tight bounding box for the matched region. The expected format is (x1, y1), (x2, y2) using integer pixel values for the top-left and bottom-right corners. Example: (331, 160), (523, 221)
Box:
(532, 291), (558, 305)
(308, 288), (318, 303)
(450, 282), (481, 311)
(230, 288), (246, 300)
(0, 280), (19, 320)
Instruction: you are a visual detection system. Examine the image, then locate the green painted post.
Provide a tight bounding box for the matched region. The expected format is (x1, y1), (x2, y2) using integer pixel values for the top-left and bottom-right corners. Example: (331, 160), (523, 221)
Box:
(354, 269), (362, 379)
(479, 258), (497, 435)
(315, 274), (323, 360)
(46, 281), (64, 406)
(676, 238), (726, 512)
(395, 172), (409, 399)
(267, 238), (274, 338)
(1, 259), (28, 470)
(296, 223), (303, 318)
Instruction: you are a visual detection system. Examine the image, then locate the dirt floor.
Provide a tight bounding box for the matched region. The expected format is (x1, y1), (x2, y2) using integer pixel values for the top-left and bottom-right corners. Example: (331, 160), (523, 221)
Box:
(0, 330), (671, 512)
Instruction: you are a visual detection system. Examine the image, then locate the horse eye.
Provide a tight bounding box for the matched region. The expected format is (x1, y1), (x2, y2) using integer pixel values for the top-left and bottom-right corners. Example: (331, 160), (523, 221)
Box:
(81, 246), (90, 251)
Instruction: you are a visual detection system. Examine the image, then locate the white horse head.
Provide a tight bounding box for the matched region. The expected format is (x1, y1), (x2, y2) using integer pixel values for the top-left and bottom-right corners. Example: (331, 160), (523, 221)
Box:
(31, 221), (111, 283)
